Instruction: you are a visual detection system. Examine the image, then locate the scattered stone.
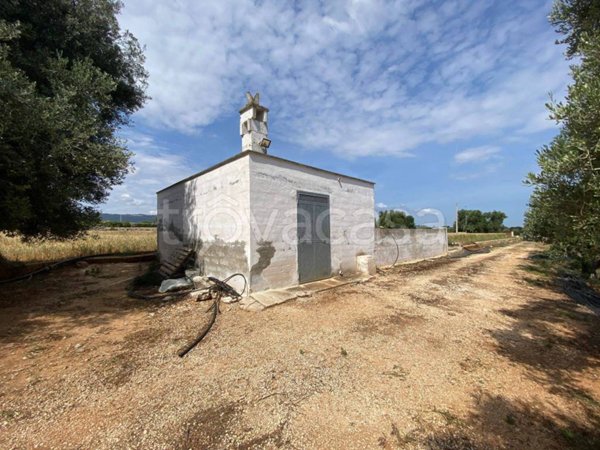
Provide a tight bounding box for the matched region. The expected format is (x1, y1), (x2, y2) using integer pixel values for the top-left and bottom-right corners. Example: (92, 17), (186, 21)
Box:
(198, 291), (213, 301)
(221, 296), (239, 304)
(159, 277), (193, 293)
(192, 275), (211, 290)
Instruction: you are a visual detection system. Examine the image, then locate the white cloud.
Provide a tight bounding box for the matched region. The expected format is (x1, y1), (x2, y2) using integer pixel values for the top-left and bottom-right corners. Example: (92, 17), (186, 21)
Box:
(102, 132), (191, 213)
(117, 0), (570, 158)
(376, 202), (388, 209)
(454, 146), (501, 164)
(452, 162), (504, 181)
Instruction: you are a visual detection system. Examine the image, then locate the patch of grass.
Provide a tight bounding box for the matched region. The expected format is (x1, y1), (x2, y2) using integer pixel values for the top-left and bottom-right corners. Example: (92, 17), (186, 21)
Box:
(340, 347), (348, 357)
(520, 262), (553, 277)
(0, 229), (156, 264)
(84, 266), (101, 277)
(557, 426), (600, 449)
(523, 276), (548, 287)
(561, 428), (576, 442)
(557, 310), (590, 322)
(505, 413), (516, 426)
(0, 409), (18, 421)
(569, 390), (600, 410)
(448, 232), (509, 246)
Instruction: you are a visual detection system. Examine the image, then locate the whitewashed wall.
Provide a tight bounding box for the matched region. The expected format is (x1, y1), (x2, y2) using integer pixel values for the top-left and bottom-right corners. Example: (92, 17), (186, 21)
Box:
(156, 156), (251, 293)
(248, 152), (375, 292)
(374, 228), (448, 267)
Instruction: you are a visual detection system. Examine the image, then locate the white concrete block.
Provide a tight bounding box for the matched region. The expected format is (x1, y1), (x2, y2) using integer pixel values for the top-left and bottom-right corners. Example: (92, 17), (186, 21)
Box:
(356, 254), (376, 275)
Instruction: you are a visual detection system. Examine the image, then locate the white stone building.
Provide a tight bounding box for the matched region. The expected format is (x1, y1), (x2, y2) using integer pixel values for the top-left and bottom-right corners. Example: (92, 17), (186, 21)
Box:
(156, 93), (375, 293)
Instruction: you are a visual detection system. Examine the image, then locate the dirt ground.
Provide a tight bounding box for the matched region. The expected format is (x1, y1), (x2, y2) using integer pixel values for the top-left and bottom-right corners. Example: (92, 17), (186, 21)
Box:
(1, 242), (599, 449)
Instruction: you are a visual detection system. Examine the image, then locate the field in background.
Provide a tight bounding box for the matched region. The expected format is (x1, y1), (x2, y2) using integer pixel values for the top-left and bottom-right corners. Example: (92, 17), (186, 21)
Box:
(0, 228), (156, 264)
(2, 229), (516, 263)
(448, 232), (510, 246)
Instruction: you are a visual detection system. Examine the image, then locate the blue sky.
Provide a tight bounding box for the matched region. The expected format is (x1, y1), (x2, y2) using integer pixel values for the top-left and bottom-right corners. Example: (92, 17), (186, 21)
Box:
(104, 0), (571, 227)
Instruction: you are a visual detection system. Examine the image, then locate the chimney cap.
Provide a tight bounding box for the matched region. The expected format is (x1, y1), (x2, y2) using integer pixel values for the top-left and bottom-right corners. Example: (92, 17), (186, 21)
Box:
(239, 91), (269, 114)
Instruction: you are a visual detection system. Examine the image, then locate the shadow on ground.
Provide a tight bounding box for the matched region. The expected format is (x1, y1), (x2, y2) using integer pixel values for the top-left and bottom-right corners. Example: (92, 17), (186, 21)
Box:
(0, 263), (173, 344)
(424, 250), (600, 450)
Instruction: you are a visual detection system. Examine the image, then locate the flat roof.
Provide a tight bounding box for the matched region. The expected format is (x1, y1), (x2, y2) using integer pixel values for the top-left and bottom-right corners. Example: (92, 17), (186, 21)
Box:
(156, 151), (375, 194)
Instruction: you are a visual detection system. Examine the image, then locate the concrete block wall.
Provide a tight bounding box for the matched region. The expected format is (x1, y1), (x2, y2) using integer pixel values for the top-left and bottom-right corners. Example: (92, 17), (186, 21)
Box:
(374, 228), (448, 267)
(248, 152), (375, 292)
(157, 151), (375, 294)
(156, 157), (251, 293)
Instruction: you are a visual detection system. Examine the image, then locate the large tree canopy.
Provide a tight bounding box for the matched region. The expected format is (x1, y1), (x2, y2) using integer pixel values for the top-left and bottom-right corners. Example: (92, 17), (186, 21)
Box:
(453, 209), (507, 233)
(550, 0), (600, 58)
(377, 210), (416, 229)
(0, 0), (147, 239)
(524, 0), (600, 276)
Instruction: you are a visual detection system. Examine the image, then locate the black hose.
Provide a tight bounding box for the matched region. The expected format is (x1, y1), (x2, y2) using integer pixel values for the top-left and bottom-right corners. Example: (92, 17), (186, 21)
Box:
(127, 272), (247, 302)
(177, 274), (243, 357)
(389, 233), (400, 266)
(0, 252), (152, 285)
(177, 298), (219, 357)
(221, 272), (248, 297)
(126, 287), (192, 301)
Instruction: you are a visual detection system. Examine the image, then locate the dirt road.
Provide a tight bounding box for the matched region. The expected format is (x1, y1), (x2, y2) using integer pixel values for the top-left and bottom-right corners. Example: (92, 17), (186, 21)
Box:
(1, 242), (599, 449)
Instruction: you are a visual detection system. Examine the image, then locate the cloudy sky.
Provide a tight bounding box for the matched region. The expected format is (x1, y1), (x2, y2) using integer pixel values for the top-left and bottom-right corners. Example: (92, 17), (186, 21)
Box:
(104, 0), (570, 226)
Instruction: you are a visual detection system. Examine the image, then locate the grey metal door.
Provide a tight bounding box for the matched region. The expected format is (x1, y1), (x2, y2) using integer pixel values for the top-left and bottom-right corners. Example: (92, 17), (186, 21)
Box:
(297, 193), (331, 283)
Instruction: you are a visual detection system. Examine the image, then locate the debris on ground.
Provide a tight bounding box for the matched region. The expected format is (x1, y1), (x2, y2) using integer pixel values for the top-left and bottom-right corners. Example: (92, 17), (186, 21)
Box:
(192, 275), (211, 290)
(449, 242), (492, 258)
(561, 276), (600, 311)
(158, 277), (194, 293)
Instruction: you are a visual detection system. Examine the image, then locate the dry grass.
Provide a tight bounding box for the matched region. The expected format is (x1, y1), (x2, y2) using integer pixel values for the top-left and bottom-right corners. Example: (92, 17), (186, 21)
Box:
(0, 228), (156, 263)
(448, 232), (509, 246)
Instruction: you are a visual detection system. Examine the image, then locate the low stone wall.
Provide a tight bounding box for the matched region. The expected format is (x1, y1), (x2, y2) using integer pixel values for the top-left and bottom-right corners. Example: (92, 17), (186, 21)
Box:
(374, 228), (448, 267)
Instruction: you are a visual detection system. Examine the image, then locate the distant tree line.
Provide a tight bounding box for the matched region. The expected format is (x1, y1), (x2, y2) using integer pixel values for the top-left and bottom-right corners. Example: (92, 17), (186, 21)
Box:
(377, 210), (416, 229)
(101, 221), (156, 228)
(452, 210), (507, 233)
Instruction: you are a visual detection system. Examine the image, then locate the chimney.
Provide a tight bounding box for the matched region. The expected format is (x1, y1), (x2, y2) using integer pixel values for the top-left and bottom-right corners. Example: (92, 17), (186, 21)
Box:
(240, 92), (270, 154)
